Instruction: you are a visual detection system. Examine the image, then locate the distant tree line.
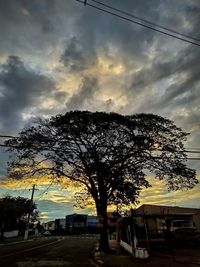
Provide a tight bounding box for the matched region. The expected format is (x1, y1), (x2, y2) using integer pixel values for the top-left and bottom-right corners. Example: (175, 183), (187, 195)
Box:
(0, 195), (37, 240)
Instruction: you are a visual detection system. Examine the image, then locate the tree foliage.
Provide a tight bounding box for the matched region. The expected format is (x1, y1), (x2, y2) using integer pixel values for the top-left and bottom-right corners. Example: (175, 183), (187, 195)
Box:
(6, 111), (197, 251)
(0, 195), (36, 239)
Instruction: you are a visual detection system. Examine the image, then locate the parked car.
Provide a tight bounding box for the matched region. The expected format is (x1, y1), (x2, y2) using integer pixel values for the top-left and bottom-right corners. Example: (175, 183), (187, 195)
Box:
(172, 227), (200, 245)
(43, 230), (51, 236)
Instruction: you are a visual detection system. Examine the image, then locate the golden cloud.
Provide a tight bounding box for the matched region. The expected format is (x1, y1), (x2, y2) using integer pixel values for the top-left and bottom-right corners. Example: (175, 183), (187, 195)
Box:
(1, 161), (199, 213)
(0, 175), (54, 189)
(39, 211), (50, 219)
(138, 175), (200, 208)
(98, 55), (125, 76)
(41, 189), (75, 203)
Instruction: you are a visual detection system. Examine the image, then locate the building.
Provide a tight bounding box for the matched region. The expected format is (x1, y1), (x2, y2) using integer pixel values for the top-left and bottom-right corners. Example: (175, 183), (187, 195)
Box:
(86, 215), (100, 234)
(42, 212), (120, 236)
(132, 204), (200, 237)
(55, 218), (66, 234)
(43, 220), (55, 231)
(65, 214), (87, 234)
(64, 213), (118, 235)
(118, 204), (200, 256)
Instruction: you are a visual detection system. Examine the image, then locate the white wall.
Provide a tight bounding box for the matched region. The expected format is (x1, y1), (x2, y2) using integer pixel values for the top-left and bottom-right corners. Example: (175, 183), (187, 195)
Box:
(4, 230), (19, 238)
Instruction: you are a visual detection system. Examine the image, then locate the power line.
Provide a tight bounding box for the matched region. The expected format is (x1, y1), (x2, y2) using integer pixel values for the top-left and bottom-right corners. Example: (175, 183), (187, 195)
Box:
(0, 144), (17, 148)
(1, 142), (200, 160)
(19, 184), (32, 197)
(185, 147), (200, 151)
(11, 182), (27, 195)
(0, 135), (16, 139)
(1, 134), (200, 151)
(1, 133), (200, 151)
(1, 135), (200, 159)
(1, 179), (23, 196)
(90, 0), (200, 43)
(1, 142), (200, 153)
(75, 0), (200, 47)
(37, 183), (54, 201)
(186, 158), (200, 160)
(185, 150), (200, 154)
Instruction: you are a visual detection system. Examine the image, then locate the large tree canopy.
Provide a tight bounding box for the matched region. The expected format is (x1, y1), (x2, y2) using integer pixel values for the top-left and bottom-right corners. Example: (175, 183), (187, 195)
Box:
(6, 111), (197, 251)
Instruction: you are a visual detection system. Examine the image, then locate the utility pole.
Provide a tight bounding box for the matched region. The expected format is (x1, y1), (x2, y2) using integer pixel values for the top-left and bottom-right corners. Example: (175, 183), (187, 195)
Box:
(24, 184), (37, 240)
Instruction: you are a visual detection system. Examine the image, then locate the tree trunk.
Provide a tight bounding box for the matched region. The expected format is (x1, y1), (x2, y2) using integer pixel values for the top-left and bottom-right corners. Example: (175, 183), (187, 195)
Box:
(94, 172), (111, 253)
(0, 229), (4, 240)
(97, 203), (110, 253)
(0, 221), (5, 240)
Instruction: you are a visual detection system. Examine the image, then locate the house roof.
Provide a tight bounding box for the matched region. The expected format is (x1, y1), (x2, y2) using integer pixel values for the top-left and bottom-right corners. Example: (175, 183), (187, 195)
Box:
(134, 204), (200, 216)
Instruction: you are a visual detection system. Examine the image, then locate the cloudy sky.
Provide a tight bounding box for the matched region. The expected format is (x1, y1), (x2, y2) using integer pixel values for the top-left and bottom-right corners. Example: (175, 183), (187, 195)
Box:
(0, 0), (199, 221)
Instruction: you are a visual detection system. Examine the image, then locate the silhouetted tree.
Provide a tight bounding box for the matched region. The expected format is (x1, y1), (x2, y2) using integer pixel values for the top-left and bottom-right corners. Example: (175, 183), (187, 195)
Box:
(6, 111), (197, 251)
(0, 196), (36, 239)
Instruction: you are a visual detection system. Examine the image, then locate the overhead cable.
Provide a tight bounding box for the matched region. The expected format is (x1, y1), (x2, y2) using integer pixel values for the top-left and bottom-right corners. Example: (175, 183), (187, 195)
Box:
(75, 0), (200, 47)
(91, 0), (200, 43)
(1, 143), (200, 160)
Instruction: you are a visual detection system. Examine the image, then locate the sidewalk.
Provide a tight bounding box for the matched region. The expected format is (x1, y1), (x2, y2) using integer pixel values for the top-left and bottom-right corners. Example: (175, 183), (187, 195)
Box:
(94, 240), (200, 267)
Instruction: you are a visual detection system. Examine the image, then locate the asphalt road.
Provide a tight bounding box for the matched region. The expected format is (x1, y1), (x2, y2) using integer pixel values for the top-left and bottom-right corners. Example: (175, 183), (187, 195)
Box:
(0, 236), (98, 267)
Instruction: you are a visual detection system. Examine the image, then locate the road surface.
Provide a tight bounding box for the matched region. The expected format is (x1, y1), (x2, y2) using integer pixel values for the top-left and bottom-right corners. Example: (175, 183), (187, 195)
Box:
(0, 236), (97, 267)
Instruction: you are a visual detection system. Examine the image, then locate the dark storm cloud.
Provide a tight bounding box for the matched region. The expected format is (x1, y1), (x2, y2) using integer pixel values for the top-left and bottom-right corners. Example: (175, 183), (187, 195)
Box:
(71, 0), (199, 65)
(0, 0), (198, 61)
(66, 76), (98, 110)
(57, 0), (170, 77)
(60, 37), (97, 72)
(0, 146), (9, 176)
(9, 0), (56, 33)
(53, 91), (68, 103)
(0, 0), (198, 131)
(62, 0), (200, 112)
(72, 0), (161, 63)
(165, 48), (199, 110)
(0, 56), (56, 132)
(159, 69), (199, 109)
(21, 0), (55, 33)
(124, 39), (200, 115)
(0, 0), (75, 56)
(129, 36), (199, 94)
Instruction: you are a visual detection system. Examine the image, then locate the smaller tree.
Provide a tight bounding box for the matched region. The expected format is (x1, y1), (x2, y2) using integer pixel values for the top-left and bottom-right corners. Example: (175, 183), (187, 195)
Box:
(0, 196), (36, 239)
